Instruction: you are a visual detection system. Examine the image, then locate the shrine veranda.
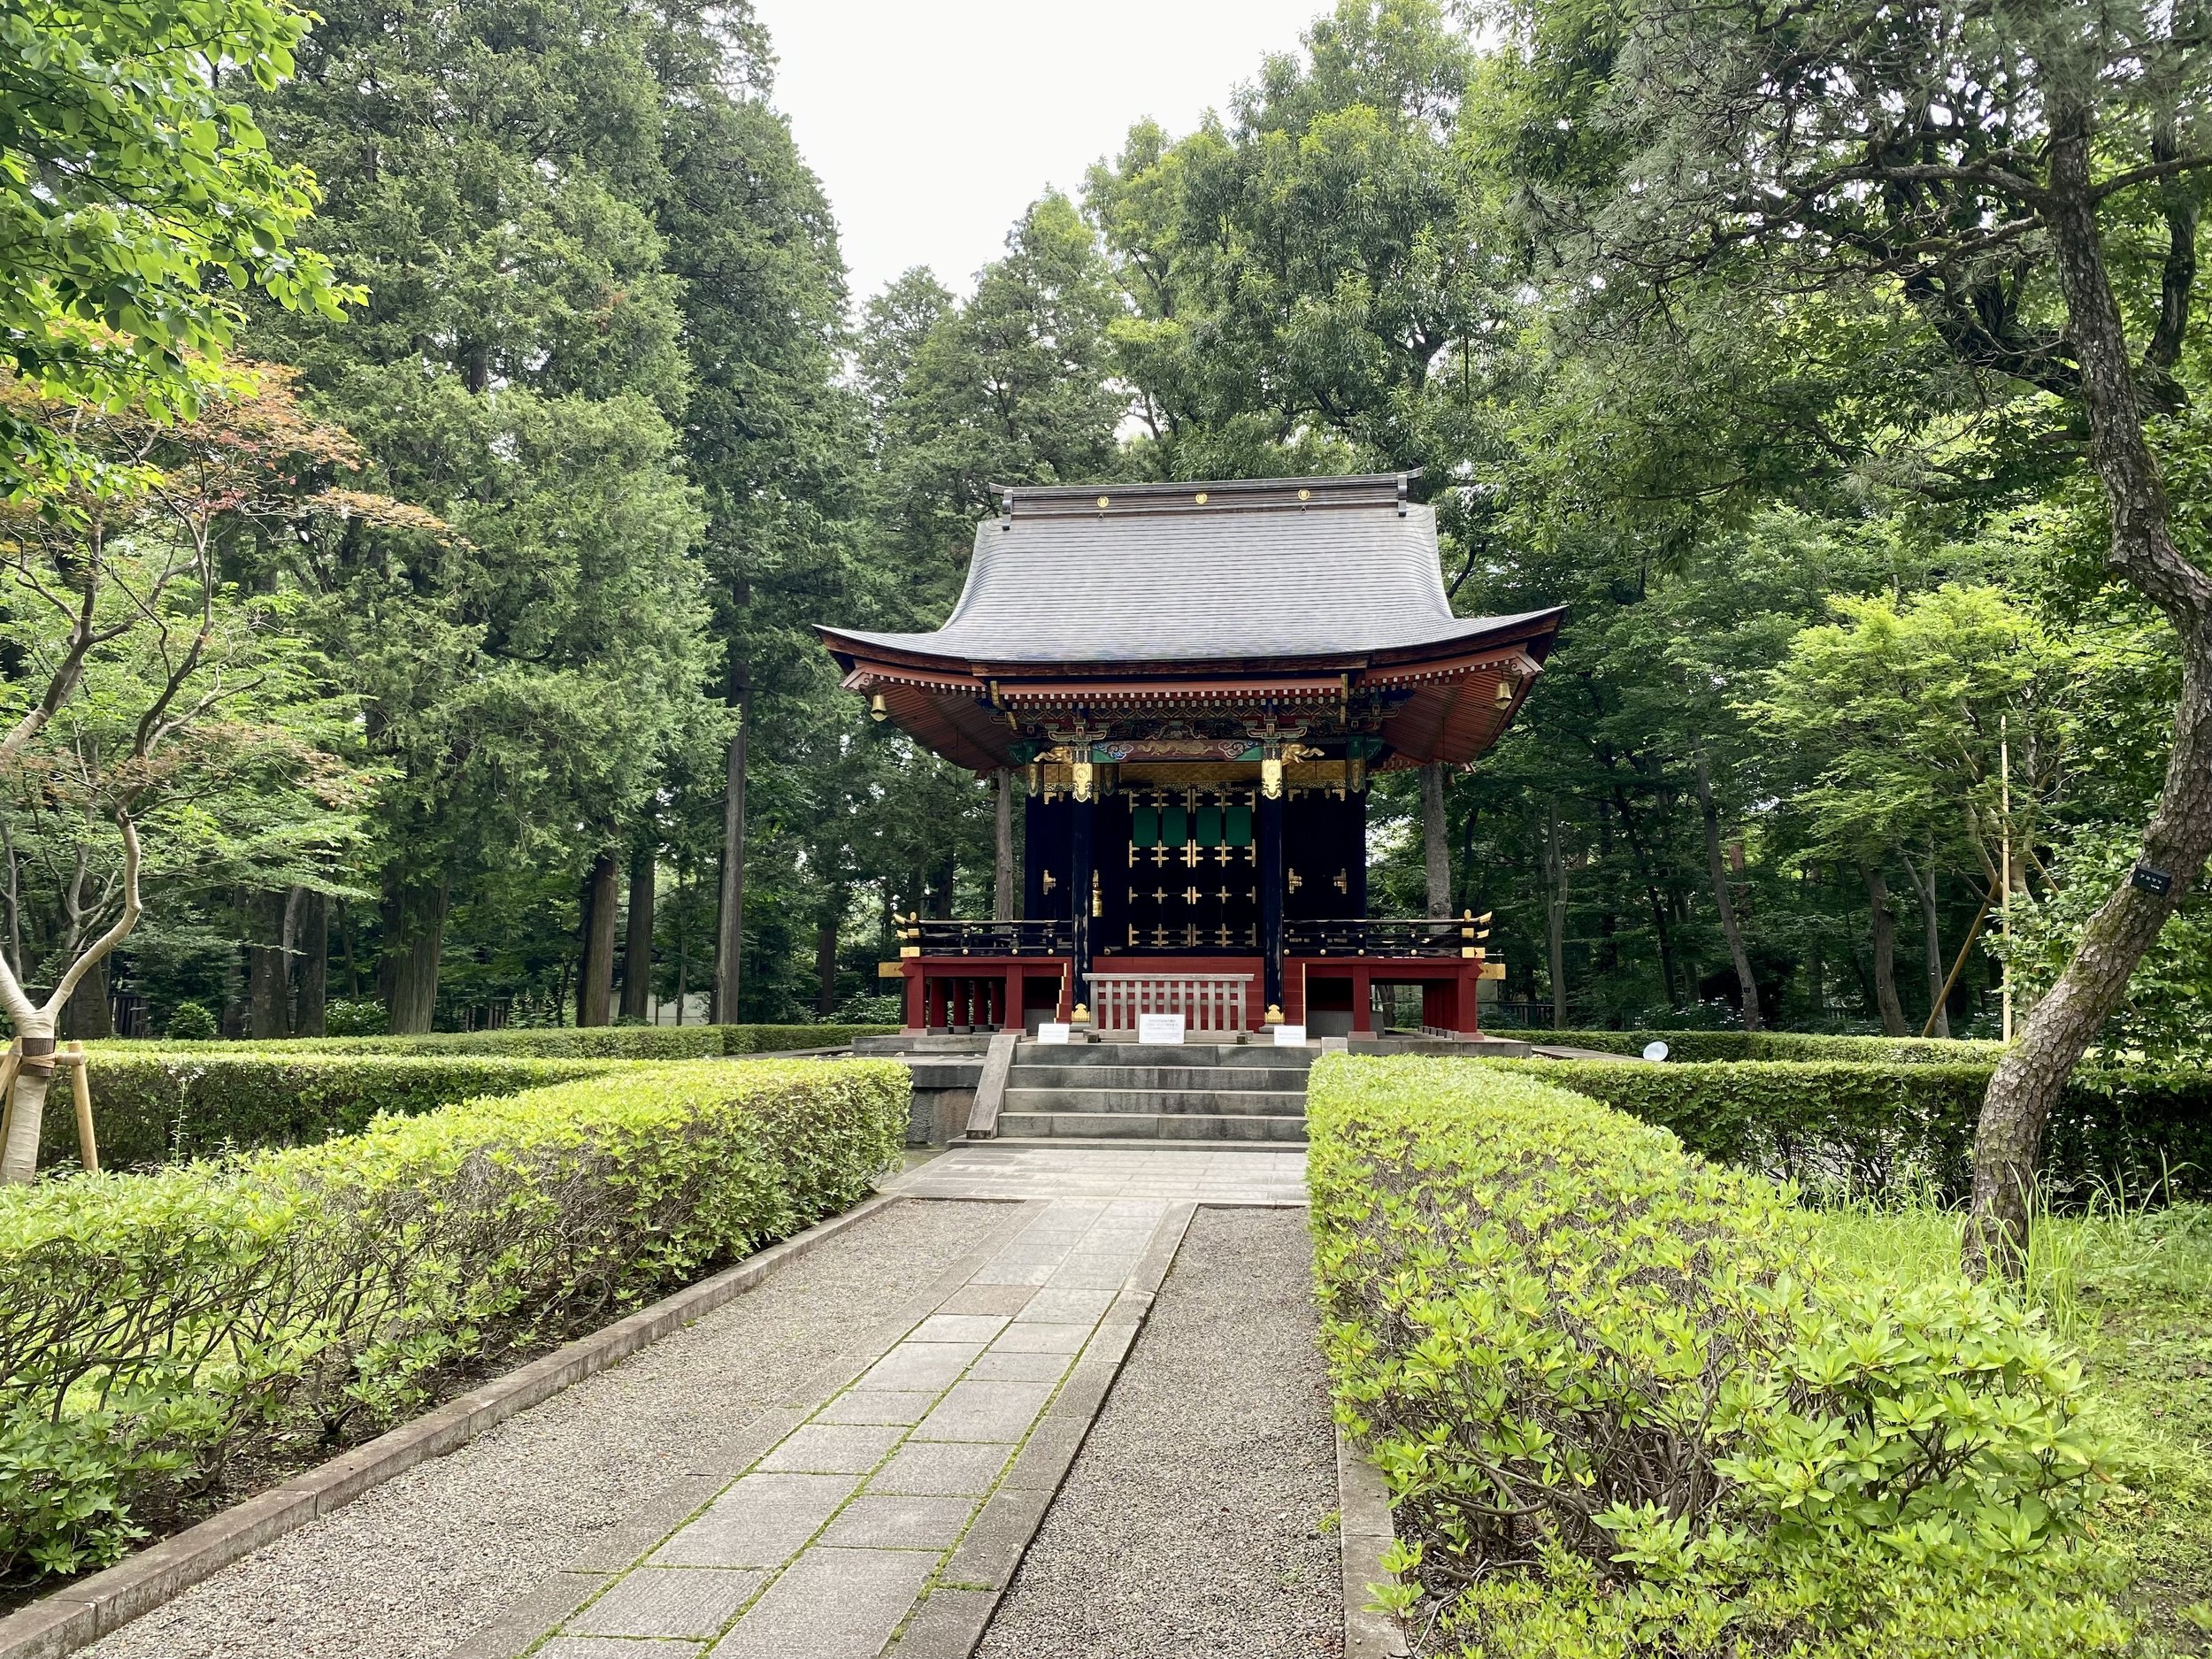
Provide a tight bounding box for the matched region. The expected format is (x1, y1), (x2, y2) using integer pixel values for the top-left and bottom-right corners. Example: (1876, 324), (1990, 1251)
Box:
(818, 472), (1563, 1040)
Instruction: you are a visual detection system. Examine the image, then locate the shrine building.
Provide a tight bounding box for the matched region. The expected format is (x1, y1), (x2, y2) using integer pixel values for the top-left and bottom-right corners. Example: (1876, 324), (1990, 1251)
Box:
(818, 472), (1563, 1041)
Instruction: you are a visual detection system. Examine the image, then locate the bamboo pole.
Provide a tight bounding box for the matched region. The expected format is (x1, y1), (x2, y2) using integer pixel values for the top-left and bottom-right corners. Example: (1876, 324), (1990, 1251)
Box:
(0, 1041), (19, 1164)
(1922, 881), (2001, 1039)
(65, 1043), (96, 1174)
(2001, 715), (2013, 1044)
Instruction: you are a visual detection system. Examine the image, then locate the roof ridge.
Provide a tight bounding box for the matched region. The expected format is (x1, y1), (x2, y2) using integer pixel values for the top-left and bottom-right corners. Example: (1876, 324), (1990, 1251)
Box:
(987, 472), (1421, 518)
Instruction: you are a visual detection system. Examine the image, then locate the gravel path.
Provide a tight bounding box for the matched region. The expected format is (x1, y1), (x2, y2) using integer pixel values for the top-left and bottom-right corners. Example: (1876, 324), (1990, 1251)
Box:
(975, 1205), (1342, 1658)
(88, 1198), (1017, 1659)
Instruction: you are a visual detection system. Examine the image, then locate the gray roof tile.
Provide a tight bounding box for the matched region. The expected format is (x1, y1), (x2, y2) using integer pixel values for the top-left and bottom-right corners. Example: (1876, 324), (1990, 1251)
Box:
(829, 481), (1545, 665)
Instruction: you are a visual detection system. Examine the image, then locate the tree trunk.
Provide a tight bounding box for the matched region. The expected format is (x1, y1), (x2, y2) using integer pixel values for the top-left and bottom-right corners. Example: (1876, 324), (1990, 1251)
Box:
(59, 954), (111, 1041)
(994, 769), (1015, 921)
(1863, 864), (1909, 1037)
(248, 889), (289, 1039)
(815, 897), (842, 1017)
(620, 847), (655, 1023)
(295, 890), (328, 1037)
(1900, 848), (1949, 1040)
(578, 850), (618, 1027)
(382, 874), (449, 1034)
(712, 687), (748, 1025)
(1544, 799), (1569, 1031)
(1421, 763), (1450, 918)
(1968, 101), (2212, 1272)
(0, 1015), (57, 1184)
(674, 861), (689, 1026)
(1692, 741), (1762, 1030)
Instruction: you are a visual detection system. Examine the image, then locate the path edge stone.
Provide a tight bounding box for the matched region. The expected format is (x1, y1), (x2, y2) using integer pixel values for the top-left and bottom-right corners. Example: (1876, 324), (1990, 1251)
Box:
(0, 1185), (969, 1659)
(1337, 1426), (1412, 1659)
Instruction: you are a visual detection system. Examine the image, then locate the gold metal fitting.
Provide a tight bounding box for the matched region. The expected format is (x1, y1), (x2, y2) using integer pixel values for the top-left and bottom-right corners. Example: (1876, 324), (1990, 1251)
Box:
(1261, 757), (1284, 799)
(1072, 760), (1094, 802)
(869, 692), (887, 721)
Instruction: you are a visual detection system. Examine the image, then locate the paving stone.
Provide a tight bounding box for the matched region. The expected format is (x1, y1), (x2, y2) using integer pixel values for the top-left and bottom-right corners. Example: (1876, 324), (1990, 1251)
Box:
(914, 1379), (1057, 1443)
(967, 1349), (1073, 1383)
(936, 1283), (1035, 1317)
(649, 1473), (860, 1568)
(708, 1547), (936, 1659)
(988, 1321), (1094, 1355)
(1002, 1417), (1087, 1491)
(939, 1486), (1054, 1592)
(883, 1588), (1002, 1659)
(820, 1494), (977, 1549)
(1044, 1257), (1141, 1290)
(856, 1340), (986, 1392)
(1014, 1286), (1116, 1325)
(870, 1439), (1017, 1497)
(814, 1390), (938, 1426)
(757, 1423), (904, 1474)
(909, 1313), (1011, 1343)
(539, 1640), (703, 1659)
(566, 1568), (764, 1640)
(965, 1257), (1060, 1286)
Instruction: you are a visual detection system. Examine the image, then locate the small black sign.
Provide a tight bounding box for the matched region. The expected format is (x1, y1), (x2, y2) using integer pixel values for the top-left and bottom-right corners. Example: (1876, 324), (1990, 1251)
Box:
(2132, 864), (2175, 897)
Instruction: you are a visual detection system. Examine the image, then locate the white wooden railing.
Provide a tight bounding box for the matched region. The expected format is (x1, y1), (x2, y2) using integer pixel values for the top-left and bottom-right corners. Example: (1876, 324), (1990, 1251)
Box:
(1084, 972), (1250, 1033)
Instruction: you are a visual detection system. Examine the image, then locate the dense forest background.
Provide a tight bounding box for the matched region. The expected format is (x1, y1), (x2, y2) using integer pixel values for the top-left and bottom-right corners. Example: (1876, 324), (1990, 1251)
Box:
(7, 0), (2207, 1051)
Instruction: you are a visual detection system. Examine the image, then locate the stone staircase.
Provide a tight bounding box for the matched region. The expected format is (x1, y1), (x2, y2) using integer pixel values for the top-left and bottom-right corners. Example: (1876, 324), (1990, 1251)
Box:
(995, 1041), (1315, 1142)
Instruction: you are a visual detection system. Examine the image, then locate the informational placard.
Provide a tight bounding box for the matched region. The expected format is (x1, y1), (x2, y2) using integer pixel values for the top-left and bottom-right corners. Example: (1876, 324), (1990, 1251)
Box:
(1037, 1022), (1071, 1045)
(1137, 1012), (1186, 1045)
(1274, 1024), (1310, 1046)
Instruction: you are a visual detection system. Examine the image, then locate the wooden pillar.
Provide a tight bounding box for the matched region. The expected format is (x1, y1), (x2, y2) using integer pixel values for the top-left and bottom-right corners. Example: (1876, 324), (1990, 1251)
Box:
(1071, 789), (1094, 1018)
(1351, 964), (1372, 1034)
(1259, 788), (1285, 1019)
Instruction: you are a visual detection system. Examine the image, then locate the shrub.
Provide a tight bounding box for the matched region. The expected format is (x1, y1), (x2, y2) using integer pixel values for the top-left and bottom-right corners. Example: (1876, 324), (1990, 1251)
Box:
(1497, 1056), (2212, 1203)
(1532, 1027), (2007, 1064)
(322, 998), (387, 1036)
(0, 1057), (907, 1584)
(162, 1002), (216, 1041)
(64, 1052), (627, 1169)
(1310, 1055), (2124, 1657)
(249, 1024), (896, 1060)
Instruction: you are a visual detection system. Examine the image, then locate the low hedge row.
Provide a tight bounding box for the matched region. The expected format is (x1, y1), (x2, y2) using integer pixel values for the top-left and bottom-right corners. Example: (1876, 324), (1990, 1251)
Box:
(1310, 1055), (2125, 1657)
(1501, 1056), (2212, 1202)
(55, 1052), (630, 1170)
(1532, 1028), (2008, 1064)
(255, 1024), (897, 1058)
(0, 1057), (908, 1582)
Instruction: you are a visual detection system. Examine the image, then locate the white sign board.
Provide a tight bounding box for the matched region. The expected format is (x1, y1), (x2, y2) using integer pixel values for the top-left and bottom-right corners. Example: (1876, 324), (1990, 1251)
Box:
(1642, 1040), (1671, 1063)
(1273, 1024), (1310, 1046)
(1137, 1012), (1187, 1045)
(1037, 1022), (1072, 1045)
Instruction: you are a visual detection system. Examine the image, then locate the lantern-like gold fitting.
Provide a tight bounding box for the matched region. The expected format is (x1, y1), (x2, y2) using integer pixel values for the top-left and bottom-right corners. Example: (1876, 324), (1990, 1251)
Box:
(869, 692), (887, 721)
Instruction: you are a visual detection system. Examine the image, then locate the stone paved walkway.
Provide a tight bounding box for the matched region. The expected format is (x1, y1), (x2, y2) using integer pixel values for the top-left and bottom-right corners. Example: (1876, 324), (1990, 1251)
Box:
(460, 1146), (1310, 1659)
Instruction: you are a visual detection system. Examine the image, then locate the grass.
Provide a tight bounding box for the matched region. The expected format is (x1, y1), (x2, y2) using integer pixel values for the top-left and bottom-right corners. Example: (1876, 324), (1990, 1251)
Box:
(1811, 1193), (2212, 1653)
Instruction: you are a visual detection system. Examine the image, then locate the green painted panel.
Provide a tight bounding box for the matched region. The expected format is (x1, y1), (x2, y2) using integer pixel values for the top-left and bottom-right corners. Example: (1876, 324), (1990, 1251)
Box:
(1194, 805), (1223, 847)
(1225, 804), (1253, 846)
(1162, 804), (1188, 845)
(1132, 805), (1158, 848)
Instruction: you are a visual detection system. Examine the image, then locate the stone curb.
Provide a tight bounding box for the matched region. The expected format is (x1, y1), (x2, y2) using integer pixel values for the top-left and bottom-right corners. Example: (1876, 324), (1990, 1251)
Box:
(0, 1186), (948, 1659)
(1337, 1427), (1411, 1659)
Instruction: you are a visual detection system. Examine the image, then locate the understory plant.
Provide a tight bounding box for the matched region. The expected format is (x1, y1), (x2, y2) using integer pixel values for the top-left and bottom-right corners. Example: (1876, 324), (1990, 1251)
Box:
(0, 1058), (907, 1583)
(1309, 1056), (2124, 1656)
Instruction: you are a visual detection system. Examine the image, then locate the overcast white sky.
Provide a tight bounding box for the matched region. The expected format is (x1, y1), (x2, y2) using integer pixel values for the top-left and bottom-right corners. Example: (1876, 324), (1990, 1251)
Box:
(752, 0), (1327, 310)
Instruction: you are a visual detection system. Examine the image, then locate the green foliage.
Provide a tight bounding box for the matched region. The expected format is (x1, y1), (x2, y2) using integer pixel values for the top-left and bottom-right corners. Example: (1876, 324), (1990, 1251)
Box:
(0, 0), (355, 496)
(262, 1024), (895, 1058)
(162, 1003), (215, 1042)
(0, 1057), (906, 1583)
(1494, 1056), (2212, 1205)
(1540, 1030), (2004, 1064)
(67, 1052), (626, 1168)
(1310, 1055), (2128, 1656)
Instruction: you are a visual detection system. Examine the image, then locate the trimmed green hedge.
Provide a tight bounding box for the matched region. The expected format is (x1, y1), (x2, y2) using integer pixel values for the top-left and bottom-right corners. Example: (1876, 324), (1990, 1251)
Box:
(57, 1052), (631, 1170)
(143, 1024), (901, 1060)
(1310, 1055), (2125, 1657)
(0, 1058), (907, 1582)
(1496, 1056), (2212, 1202)
(1529, 1027), (2008, 1064)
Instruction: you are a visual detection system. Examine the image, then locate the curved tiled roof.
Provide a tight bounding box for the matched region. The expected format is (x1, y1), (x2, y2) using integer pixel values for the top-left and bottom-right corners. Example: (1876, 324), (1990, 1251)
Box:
(826, 473), (1551, 667)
